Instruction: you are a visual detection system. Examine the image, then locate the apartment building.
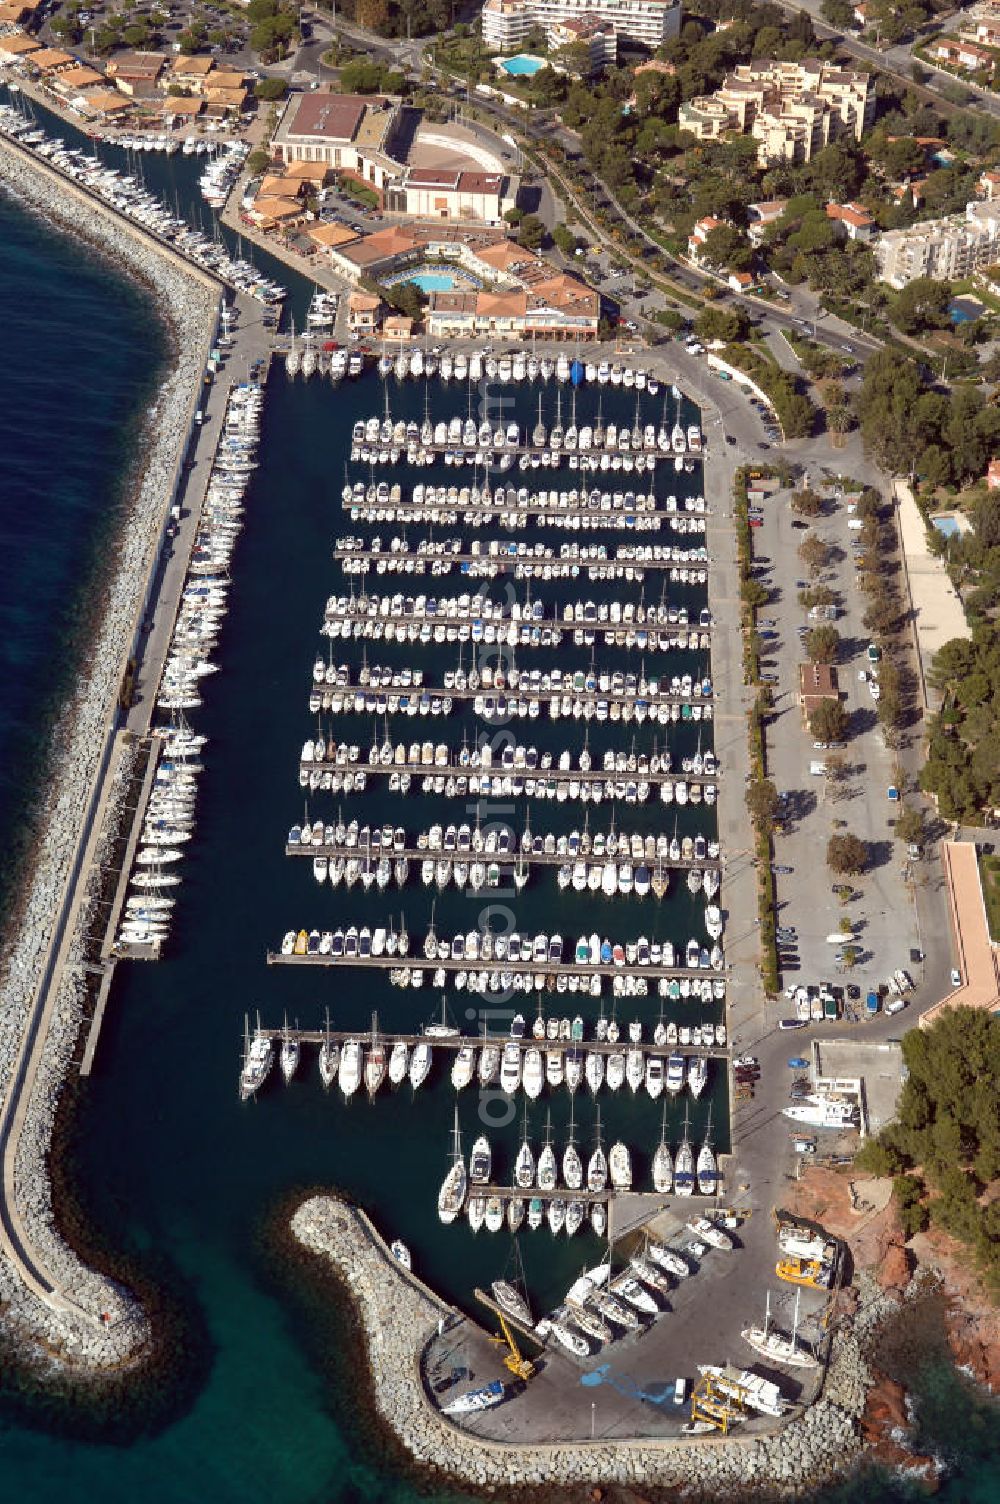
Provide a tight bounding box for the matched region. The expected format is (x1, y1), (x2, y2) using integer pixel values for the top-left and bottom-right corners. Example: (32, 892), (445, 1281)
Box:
(679, 57), (874, 165)
(875, 200), (1000, 287)
(481, 0), (681, 53)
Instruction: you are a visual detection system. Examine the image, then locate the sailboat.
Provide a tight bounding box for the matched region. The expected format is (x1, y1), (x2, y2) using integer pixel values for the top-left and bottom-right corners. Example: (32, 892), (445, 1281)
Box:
(587, 1107), (608, 1192)
(537, 1109), (557, 1190)
(438, 1106), (467, 1224)
(515, 1106), (535, 1189)
(742, 1290), (819, 1369)
(318, 1010), (339, 1088)
(563, 1100), (583, 1190)
(697, 1105), (719, 1196)
(674, 1103), (695, 1196)
(280, 1017), (299, 1083)
(652, 1102), (673, 1194)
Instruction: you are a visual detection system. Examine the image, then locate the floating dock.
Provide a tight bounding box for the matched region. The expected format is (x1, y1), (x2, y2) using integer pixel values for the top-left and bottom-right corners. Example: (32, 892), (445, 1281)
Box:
(250, 1025), (728, 1061)
(267, 951), (720, 983)
(284, 840), (719, 872)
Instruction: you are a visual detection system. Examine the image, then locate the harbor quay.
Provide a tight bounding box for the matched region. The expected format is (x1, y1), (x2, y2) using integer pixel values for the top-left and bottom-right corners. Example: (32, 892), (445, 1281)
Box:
(0, 124), (274, 1368)
(292, 1194), (872, 1494)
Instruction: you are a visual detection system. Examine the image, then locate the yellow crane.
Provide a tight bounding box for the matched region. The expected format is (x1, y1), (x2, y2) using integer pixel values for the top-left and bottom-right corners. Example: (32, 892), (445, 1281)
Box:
(474, 1290), (537, 1383)
(490, 1311), (536, 1383)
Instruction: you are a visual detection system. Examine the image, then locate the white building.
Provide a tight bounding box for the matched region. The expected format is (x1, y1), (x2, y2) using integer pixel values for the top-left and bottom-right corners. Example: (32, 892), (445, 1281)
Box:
(876, 200), (1000, 287)
(481, 0), (681, 54)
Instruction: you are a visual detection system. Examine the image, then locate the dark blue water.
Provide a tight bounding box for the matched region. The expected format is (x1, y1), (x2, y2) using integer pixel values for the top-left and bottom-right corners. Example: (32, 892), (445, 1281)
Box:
(0, 109), (997, 1504)
(0, 184), (166, 907)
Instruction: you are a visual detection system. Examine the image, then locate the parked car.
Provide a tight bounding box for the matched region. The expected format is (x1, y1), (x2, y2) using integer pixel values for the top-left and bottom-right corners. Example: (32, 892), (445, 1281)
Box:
(950, 967), (962, 988)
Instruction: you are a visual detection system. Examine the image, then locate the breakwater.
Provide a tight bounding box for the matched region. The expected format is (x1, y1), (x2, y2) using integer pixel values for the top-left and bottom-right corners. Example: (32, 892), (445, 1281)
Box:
(293, 1192), (874, 1498)
(0, 132), (221, 1369)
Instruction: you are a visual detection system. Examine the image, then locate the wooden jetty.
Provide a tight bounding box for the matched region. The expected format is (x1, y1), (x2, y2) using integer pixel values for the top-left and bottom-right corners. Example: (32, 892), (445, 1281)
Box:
(298, 756), (718, 789)
(284, 840), (720, 872)
(307, 688), (712, 718)
(251, 1024), (729, 1061)
(266, 951), (721, 984)
(332, 545), (701, 574)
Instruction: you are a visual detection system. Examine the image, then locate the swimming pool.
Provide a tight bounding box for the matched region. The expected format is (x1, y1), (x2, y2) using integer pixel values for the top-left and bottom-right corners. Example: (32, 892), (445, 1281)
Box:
(408, 271), (461, 293)
(932, 514), (963, 539)
(501, 54), (546, 76)
(384, 262), (482, 296)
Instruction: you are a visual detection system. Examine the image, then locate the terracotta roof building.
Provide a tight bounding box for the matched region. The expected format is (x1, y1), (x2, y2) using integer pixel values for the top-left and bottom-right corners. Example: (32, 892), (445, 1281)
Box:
(106, 50), (166, 95)
(798, 662), (841, 717)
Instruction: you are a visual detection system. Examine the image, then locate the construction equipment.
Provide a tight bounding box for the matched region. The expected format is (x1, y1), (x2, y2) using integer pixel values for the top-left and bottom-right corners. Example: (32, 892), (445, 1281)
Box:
(475, 1289), (537, 1383)
(689, 1372), (748, 1434)
(491, 1311), (536, 1383)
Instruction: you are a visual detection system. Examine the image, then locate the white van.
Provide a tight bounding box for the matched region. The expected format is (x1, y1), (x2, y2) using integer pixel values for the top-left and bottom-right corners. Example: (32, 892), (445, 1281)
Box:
(884, 998), (906, 1016)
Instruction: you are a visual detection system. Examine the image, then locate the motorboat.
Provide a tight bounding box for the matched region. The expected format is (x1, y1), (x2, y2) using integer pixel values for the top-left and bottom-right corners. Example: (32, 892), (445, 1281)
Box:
(240, 1031), (273, 1100)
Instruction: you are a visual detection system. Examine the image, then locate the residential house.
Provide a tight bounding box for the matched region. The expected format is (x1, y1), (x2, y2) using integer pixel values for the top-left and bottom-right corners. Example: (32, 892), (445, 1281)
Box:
(383, 313), (414, 342)
(0, 32), (40, 62)
(931, 38), (995, 71)
(988, 458), (1000, 489)
(348, 290), (382, 334)
(746, 199), (787, 244)
(167, 54), (215, 93)
(826, 200), (876, 241)
(687, 215), (725, 261)
(29, 47), (76, 76)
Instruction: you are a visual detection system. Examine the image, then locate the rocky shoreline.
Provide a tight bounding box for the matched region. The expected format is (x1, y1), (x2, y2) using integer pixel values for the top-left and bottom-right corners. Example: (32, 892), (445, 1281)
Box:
(0, 137), (220, 1371)
(292, 1192), (886, 1500)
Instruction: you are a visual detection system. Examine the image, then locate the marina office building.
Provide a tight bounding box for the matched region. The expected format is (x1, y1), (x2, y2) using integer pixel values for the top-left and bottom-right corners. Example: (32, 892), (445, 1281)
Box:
(875, 200), (1000, 286)
(270, 92), (518, 223)
(481, 0), (682, 52)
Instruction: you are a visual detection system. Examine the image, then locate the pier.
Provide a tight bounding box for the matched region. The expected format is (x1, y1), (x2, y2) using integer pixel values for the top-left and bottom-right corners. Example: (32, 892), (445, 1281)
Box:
(298, 756), (718, 788)
(284, 840), (720, 872)
(267, 952), (721, 983)
(332, 545), (703, 574)
(250, 1025), (728, 1062)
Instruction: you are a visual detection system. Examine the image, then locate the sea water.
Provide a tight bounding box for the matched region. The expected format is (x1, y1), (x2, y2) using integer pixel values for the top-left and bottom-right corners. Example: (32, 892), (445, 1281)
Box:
(0, 155), (997, 1504)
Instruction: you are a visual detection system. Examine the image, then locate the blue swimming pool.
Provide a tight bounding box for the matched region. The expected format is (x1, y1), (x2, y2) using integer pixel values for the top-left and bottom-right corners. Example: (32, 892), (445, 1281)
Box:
(408, 271), (461, 293)
(501, 54), (546, 76)
(933, 515), (961, 538)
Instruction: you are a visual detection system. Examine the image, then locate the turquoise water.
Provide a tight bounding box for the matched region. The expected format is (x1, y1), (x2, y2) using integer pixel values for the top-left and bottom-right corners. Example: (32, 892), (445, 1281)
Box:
(0, 102), (998, 1504)
(949, 296), (984, 324)
(501, 55), (546, 76)
(932, 515), (961, 538)
(408, 271), (462, 293)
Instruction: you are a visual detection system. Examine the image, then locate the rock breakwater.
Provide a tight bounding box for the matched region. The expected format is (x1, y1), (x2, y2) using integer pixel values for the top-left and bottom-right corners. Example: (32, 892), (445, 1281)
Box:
(0, 135), (219, 1370)
(292, 1193), (874, 1499)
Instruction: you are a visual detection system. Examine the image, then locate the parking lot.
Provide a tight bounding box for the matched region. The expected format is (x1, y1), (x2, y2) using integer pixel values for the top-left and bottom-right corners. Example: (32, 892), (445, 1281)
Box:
(751, 475), (924, 1022)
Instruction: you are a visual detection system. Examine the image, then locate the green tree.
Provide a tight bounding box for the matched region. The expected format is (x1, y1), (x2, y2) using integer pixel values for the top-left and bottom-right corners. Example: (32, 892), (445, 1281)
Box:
(892, 276), (953, 335)
(806, 624), (840, 663)
(517, 214), (547, 251)
(827, 831), (867, 874)
(699, 223), (752, 272)
(810, 699), (849, 743)
(799, 533), (830, 575)
(893, 807), (924, 845)
(791, 487), (823, 517)
(254, 77), (288, 100)
(694, 305), (747, 343)
(746, 778), (781, 824)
